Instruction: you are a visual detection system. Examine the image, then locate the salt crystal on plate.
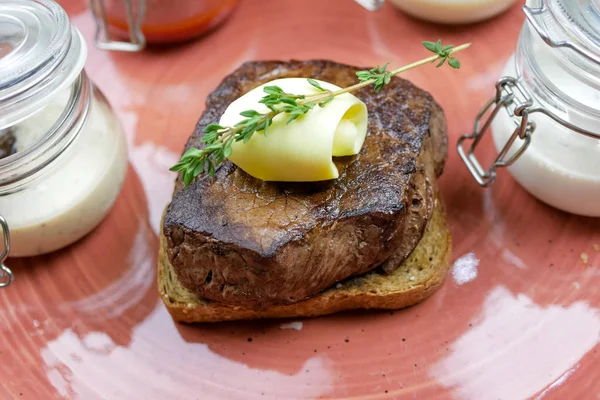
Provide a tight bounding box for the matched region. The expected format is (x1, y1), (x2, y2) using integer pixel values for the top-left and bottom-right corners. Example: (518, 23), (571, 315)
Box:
(280, 321), (303, 331)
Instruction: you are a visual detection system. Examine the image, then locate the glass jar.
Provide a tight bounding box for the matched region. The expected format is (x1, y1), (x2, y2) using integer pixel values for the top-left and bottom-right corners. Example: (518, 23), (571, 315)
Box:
(89, 0), (385, 51)
(0, 0), (128, 281)
(458, 0), (600, 217)
(89, 0), (240, 50)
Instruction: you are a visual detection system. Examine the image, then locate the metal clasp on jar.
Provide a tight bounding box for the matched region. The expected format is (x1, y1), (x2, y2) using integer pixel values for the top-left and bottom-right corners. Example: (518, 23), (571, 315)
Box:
(457, 76), (535, 187)
(0, 216), (13, 288)
(89, 0), (384, 52)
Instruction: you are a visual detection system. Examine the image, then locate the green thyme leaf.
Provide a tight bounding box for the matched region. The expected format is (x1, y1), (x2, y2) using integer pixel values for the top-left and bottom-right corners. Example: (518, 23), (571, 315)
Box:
(192, 160), (204, 177)
(318, 97), (334, 107)
(169, 162), (187, 172)
(207, 160), (215, 176)
(264, 86), (284, 95)
(448, 57), (461, 69)
(223, 144), (233, 158)
(422, 41), (437, 52)
(240, 110), (261, 118)
(203, 123), (225, 133)
(307, 78), (326, 92)
(356, 71), (371, 81)
(378, 62), (389, 74)
(242, 132), (253, 143)
(182, 170), (194, 186)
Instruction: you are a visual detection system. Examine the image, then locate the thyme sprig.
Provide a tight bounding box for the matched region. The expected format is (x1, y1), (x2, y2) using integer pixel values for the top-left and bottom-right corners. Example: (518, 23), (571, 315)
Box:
(171, 40), (471, 186)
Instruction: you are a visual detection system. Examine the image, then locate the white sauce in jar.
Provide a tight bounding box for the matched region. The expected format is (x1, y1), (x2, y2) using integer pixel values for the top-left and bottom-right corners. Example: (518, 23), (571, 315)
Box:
(388, 0), (516, 24)
(0, 90), (128, 256)
(491, 54), (600, 217)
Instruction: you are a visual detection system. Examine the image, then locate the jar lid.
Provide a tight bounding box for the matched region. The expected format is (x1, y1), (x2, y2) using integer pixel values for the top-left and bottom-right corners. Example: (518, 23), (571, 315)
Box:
(556, 0), (600, 56)
(0, 0), (86, 129)
(525, 0), (600, 65)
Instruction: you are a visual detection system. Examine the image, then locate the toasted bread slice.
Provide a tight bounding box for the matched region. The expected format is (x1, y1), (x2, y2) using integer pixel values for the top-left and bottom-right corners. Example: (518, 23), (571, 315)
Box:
(158, 196), (451, 323)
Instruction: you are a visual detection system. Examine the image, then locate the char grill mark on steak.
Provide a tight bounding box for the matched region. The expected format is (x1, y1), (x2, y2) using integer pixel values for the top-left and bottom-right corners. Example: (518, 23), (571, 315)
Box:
(164, 60), (448, 309)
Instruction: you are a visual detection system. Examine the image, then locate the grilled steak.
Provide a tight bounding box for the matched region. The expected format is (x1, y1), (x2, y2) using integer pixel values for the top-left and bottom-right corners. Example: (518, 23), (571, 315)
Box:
(164, 60), (448, 309)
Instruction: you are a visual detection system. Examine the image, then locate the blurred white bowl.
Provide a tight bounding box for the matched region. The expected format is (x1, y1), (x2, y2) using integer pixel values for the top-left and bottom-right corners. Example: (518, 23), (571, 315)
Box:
(389, 0), (517, 24)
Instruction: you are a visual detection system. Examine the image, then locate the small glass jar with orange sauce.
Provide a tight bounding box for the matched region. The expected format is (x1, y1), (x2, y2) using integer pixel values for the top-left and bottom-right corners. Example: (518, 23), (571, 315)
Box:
(89, 0), (240, 50)
(89, 0), (384, 51)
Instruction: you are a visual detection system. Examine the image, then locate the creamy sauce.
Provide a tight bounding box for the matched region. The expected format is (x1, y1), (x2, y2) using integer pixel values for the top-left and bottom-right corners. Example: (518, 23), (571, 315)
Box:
(0, 90), (127, 256)
(491, 54), (600, 217)
(389, 0), (516, 24)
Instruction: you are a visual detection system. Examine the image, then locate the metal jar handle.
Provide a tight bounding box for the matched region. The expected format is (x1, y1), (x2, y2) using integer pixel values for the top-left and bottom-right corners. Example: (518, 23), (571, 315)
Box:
(0, 216), (13, 288)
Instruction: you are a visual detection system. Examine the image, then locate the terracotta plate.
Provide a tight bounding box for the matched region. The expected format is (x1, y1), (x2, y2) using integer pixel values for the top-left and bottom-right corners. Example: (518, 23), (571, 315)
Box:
(2, 1), (599, 399)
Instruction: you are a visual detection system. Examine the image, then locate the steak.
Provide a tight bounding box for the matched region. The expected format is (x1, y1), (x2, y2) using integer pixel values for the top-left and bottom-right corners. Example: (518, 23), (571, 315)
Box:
(164, 60), (448, 309)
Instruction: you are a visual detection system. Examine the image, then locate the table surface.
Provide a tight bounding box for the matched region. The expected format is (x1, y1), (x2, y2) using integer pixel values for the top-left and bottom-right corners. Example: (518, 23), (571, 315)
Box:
(2, 1), (599, 399)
